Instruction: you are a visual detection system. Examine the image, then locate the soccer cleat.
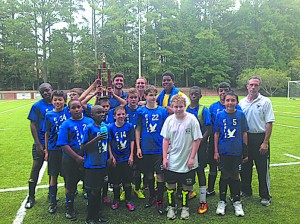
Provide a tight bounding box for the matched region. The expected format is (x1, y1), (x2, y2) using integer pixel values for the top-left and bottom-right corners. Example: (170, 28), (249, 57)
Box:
(216, 201), (226, 216)
(111, 201), (119, 210)
(197, 202), (208, 214)
(181, 207), (190, 220)
(25, 196), (35, 209)
(134, 189), (146, 199)
(144, 197), (156, 208)
(156, 200), (164, 215)
(102, 196), (111, 205)
(260, 198), (271, 207)
(233, 201), (245, 217)
(48, 203), (57, 214)
(126, 201), (136, 211)
(85, 220), (97, 224)
(166, 206), (177, 220)
(206, 190), (216, 197)
(120, 191), (125, 201)
(98, 214), (109, 222)
(188, 190), (197, 200)
(65, 207), (77, 220)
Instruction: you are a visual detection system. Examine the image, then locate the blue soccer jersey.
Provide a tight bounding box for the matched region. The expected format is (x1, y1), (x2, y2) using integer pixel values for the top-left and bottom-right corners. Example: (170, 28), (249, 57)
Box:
(81, 122), (109, 169)
(109, 122), (135, 162)
(136, 106), (168, 155)
(64, 103), (92, 119)
(57, 117), (93, 157)
(214, 110), (249, 156)
(109, 91), (127, 109)
(43, 110), (67, 150)
(209, 101), (242, 123)
(107, 105), (139, 127)
(186, 105), (212, 134)
(27, 99), (54, 145)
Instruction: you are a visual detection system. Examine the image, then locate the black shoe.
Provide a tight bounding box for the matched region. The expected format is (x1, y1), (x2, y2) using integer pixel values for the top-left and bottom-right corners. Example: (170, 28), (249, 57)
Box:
(25, 196), (35, 209)
(98, 214), (109, 222)
(48, 203), (57, 214)
(144, 197), (156, 208)
(156, 200), (164, 215)
(206, 190), (216, 197)
(85, 220), (97, 224)
(65, 207), (77, 221)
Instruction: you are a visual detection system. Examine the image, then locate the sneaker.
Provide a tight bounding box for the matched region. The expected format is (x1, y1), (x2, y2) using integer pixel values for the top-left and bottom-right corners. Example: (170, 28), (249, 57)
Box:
(197, 202), (208, 214)
(216, 201), (226, 216)
(25, 196), (35, 209)
(48, 203), (57, 214)
(233, 201), (244, 217)
(188, 190), (197, 200)
(111, 201), (119, 210)
(134, 189), (146, 199)
(103, 196), (111, 205)
(166, 206), (176, 220)
(156, 200), (164, 215)
(126, 201), (136, 211)
(181, 207), (189, 220)
(65, 207), (77, 220)
(83, 189), (88, 199)
(98, 214), (109, 222)
(206, 190), (216, 197)
(144, 197), (156, 208)
(85, 220), (97, 224)
(120, 191), (125, 201)
(260, 198), (271, 207)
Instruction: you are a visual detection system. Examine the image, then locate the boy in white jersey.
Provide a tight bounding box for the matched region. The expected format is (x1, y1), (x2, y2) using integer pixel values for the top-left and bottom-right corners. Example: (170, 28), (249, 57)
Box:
(161, 95), (202, 220)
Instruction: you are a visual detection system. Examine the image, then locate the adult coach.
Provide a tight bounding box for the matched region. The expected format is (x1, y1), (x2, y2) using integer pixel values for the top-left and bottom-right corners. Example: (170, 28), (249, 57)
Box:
(239, 76), (275, 206)
(25, 83), (54, 209)
(109, 73), (127, 109)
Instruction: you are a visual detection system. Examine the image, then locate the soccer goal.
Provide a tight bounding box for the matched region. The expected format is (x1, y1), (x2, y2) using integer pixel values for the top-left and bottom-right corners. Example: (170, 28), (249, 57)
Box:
(287, 81), (300, 100)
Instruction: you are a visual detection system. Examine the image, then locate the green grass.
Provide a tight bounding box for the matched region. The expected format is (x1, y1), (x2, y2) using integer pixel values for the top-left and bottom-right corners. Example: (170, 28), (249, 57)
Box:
(0, 97), (299, 223)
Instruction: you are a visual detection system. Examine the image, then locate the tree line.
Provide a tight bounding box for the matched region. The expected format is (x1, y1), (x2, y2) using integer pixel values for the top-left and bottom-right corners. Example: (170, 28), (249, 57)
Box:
(0, 0), (299, 96)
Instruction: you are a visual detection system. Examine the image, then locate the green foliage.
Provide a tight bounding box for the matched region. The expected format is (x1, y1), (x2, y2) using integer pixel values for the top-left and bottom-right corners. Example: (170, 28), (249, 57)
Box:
(237, 68), (290, 96)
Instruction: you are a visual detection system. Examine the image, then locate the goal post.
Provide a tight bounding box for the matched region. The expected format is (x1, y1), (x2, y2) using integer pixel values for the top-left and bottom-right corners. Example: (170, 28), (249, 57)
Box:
(287, 81), (300, 100)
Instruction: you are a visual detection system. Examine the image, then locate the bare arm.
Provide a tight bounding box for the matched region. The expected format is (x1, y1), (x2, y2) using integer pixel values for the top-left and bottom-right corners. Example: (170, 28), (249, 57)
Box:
(79, 79), (98, 101)
(44, 132), (49, 160)
(128, 140), (135, 166)
(260, 122), (273, 154)
(80, 133), (107, 151)
(202, 125), (212, 142)
(162, 138), (170, 169)
(62, 145), (84, 164)
(187, 138), (201, 169)
(135, 126), (142, 158)
(214, 132), (220, 162)
(30, 121), (44, 154)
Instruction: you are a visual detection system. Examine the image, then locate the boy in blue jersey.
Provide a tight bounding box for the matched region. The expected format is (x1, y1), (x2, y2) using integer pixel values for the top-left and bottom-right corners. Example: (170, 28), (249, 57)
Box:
(81, 105), (110, 223)
(186, 86), (212, 215)
(136, 85), (168, 215)
(57, 99), (93, 221)
(207, 82), (242, 196)
(108, 106), (136, 211)
(214, 91), (248, 217)
(43, 90), (67, 214)
(25, 83), (54, 209)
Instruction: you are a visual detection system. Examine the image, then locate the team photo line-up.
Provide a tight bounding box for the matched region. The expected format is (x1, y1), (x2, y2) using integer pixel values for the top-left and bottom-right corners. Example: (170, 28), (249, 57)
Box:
(25, 71), (274, 223)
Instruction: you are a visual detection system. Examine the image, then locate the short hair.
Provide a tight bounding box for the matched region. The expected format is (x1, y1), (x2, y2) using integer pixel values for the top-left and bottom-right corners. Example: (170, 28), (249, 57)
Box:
(189, 86), (202, 95)
(171, 94), (186, 106)
(145, 85), (157, 95)
(113, 73), (124, 82)
(162, 71), (175, 81)
(217, 82), (231, 91)
(247, 76), (262, 85)
(38, 83), (52, 92)
(224, 91), (239, 101)
(70, 88), (84, 96)
(127, 88), (138, 95)
(136, 77), (147, 84)
(51, 90), (67, 101)
(68, 99), (81, 107)
(91, 105), (104, 115)
(114, 106), (126, 115)
(95, 97), (110, 106)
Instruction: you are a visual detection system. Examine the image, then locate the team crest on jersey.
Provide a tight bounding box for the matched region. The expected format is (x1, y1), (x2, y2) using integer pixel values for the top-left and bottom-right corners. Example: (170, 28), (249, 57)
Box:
(226, 129), (236, 138)
(149, 123), (157, 133)
(185, 128), (191, 134)
(117, 140), (127, 152)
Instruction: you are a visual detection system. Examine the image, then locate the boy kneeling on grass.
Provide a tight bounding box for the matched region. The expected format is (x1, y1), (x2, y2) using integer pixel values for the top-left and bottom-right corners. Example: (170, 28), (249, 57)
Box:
(214, 91), (249, 217)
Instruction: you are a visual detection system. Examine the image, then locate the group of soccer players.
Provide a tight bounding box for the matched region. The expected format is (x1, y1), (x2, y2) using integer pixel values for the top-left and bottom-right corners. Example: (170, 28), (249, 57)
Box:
(25, 71), (274, 223)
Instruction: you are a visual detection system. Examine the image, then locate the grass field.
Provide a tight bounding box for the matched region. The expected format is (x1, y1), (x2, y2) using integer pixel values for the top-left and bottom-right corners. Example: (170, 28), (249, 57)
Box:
(0, 97), (299, 224)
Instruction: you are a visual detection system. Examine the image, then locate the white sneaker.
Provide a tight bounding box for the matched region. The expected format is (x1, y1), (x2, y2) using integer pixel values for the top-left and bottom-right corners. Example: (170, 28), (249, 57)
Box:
(216, 201), (226, 215)
(167, 206), (176, 220)
(260, 198), (271, 207)
(181, 207), (189, 220)
(233, 201), (244, 217)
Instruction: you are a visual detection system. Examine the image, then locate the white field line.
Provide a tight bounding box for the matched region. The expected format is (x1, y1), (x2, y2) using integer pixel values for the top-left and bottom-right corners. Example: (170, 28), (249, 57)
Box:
(0, 104), (32, 115)
(274, 124), (300, 129)
(284, 153), (300, 160)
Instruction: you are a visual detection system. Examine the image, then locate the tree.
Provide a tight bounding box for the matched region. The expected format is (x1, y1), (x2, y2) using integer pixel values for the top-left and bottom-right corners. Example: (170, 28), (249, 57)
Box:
(237, 68), (290, 96)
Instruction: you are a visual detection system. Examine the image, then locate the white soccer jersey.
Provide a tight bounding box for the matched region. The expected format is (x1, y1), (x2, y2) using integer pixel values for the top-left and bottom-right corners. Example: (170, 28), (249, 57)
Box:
(161, 112), (202, 173)
(239, 94), (275, 133)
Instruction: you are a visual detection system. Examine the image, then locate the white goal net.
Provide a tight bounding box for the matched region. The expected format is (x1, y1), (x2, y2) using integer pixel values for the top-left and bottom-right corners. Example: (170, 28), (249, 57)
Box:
(287, 81), (300, 99)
